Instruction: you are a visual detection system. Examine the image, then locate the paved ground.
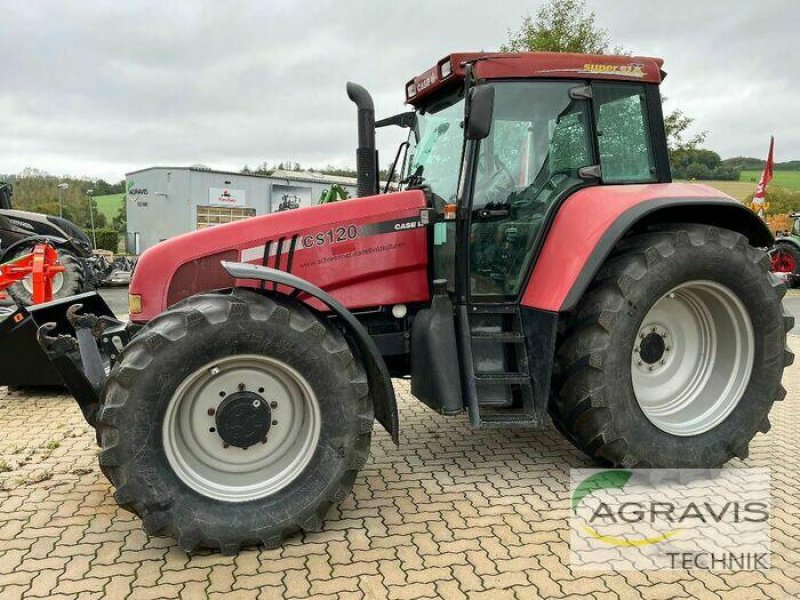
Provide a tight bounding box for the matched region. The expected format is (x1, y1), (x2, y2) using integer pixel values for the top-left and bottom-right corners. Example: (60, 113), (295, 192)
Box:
(98, 285), (129, 317)
(0, 339), (799, 600)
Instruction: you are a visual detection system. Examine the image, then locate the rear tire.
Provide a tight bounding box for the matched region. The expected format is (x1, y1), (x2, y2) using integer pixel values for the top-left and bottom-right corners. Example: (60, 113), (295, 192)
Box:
(551, 224), (793, 468)
(96, 288), (372, 554)
(7, 246), (86, 306)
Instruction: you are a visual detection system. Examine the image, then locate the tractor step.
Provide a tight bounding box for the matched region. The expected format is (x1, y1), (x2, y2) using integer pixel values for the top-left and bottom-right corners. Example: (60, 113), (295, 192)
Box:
(471, 331), (525, 343)
(457, 304), (544, 430)
(479, 414), (539, 428)
(474, 373), (531, 385)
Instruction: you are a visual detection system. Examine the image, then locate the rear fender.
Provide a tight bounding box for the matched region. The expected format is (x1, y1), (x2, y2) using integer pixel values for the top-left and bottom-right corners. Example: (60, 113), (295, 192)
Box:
(221, 261), (399, 445)
(522, 186), (772, 313)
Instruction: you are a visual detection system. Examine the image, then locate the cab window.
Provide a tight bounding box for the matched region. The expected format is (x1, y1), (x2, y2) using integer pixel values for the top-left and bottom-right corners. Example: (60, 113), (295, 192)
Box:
(593, 83), (657, 183)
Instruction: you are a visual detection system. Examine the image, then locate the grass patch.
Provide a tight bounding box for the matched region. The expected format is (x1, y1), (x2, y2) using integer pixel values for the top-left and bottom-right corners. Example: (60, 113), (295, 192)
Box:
(740, 170), (800, 191)
(45, 440), (60, 451)
(0, 459), (10, 473)
(93, 193), (125, 222)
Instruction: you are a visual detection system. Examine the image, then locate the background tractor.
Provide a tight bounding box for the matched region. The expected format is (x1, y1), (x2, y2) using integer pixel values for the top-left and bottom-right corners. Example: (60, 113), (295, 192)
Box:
(31, 51), (792, 554)
(0, 181), (111, 306)
(770, 212), (800, 286)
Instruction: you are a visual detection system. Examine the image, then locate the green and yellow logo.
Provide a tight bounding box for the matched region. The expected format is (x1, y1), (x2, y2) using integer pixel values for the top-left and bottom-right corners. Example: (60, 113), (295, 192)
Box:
(572, 470), (682, 547)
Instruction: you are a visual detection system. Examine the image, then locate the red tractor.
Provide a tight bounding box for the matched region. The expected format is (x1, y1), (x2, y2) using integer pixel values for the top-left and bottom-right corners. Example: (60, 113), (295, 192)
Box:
(35, 52), (792, 554)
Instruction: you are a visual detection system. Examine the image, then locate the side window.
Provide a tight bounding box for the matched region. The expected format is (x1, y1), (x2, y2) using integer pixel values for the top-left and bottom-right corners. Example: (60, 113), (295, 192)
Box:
(593, 83), (657, 183)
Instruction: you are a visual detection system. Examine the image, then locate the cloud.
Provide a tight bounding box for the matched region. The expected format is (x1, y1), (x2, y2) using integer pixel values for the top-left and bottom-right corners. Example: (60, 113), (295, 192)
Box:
(0, 0), (797, 181)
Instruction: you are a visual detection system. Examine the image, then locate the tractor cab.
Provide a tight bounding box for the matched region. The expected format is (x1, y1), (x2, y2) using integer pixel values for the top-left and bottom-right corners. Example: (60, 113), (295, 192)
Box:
(395, 53), (670, 300)
(373, 53), (673, 426)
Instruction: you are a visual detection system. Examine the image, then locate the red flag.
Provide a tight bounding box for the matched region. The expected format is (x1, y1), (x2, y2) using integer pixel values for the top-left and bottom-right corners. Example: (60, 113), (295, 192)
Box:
(751, 136), (774, 217)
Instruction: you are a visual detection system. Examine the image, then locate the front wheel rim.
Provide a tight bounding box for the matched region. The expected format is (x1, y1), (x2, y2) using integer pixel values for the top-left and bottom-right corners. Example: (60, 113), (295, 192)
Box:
(163, 354), (321, 502)
(631, 280), (755, 437)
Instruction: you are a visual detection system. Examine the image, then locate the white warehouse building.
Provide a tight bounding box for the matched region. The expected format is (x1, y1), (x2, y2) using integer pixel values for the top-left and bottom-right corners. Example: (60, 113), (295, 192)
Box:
(125, 166), (358, 253)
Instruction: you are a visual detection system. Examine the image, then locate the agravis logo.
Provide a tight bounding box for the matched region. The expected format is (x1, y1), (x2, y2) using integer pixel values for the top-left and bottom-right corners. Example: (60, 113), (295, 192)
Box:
(569, 469), (771, 571)
(572, 470), (682, 547)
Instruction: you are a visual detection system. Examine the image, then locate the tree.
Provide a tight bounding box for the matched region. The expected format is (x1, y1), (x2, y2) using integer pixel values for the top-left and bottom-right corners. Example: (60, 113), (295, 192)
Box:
(502, 0), (705, 161)
(663, 103), (707, 152)
(501, 0), (620, 54)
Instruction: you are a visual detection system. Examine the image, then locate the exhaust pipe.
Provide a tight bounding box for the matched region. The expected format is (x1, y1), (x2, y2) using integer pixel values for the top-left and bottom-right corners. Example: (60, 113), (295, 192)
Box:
(346, 82), (378, 197)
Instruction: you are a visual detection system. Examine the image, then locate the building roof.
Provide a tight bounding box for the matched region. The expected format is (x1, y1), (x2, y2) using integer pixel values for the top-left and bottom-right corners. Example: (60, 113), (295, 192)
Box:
(124, 165), (357, 187)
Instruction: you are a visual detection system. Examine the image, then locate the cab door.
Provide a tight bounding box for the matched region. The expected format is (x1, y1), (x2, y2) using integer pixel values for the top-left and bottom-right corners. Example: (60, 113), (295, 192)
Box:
(455, 81), (596, 427)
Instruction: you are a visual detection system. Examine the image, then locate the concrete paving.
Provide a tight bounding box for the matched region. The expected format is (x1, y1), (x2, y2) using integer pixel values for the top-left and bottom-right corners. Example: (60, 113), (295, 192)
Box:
(0, 338), (798, 599)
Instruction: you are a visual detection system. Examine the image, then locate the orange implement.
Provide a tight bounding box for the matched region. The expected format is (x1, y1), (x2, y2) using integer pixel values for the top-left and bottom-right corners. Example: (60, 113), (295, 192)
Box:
(0, 243), (66, 304)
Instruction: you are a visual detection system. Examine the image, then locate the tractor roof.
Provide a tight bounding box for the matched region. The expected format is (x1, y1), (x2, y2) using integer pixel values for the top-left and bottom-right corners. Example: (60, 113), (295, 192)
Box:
(405, 51), (665, 105)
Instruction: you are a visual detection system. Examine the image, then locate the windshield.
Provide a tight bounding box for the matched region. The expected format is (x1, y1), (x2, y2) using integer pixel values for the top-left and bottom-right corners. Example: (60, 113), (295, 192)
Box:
(404, 92), (465, 205)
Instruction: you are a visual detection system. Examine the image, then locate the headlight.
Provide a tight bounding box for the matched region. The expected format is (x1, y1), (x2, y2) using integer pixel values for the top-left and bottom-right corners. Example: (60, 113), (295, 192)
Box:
(128, 294), (142, 315)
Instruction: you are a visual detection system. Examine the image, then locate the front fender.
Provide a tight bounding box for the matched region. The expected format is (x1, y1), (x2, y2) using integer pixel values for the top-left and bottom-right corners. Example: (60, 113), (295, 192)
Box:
(221, 261), (399, 445)
(772, 237), (800, 251)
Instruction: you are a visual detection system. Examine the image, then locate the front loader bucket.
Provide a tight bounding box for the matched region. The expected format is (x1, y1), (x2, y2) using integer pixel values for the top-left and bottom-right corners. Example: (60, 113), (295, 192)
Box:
(0, 292), (115, 388)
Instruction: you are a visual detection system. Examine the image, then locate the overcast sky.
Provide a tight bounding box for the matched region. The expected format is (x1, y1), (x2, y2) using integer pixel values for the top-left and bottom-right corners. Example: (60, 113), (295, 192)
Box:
(1, 0), (797, 181)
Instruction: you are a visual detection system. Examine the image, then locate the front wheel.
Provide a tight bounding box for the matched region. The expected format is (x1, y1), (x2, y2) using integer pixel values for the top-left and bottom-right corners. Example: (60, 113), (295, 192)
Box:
(96, 289), (372, 554)
(551, 224), (793, 468)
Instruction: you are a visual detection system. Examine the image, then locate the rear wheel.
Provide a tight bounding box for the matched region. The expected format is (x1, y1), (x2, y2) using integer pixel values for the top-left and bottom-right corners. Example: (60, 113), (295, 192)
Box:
(551, 224), (793, 468)
(7, 246), (86, 306)
(770, 242), (800, 287)
(96, 289), (372, 554)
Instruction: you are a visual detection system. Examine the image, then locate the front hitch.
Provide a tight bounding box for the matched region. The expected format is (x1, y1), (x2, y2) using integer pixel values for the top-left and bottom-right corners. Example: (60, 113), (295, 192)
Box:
(26, 292), (127, 427)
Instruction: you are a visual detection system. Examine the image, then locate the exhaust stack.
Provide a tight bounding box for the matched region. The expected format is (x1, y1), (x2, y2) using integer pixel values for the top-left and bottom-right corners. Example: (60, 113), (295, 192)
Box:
(346, 82), (378, 197)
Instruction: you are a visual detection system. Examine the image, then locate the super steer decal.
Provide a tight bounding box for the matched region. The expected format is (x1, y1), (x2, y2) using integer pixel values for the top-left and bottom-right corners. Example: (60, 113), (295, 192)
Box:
(239, 215), (424, 263)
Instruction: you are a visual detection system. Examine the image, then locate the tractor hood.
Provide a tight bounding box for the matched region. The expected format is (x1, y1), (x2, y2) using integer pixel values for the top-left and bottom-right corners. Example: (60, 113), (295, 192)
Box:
(129, 190), (431, 322)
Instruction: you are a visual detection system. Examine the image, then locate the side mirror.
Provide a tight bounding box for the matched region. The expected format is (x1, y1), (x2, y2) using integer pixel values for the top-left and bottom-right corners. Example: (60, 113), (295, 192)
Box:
(465, 85), (494, 140)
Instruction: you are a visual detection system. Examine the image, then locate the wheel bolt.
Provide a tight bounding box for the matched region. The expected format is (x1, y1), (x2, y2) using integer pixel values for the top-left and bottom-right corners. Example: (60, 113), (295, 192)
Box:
(272, 420), (278, 426)
(261, 437), (268, 444)
(666, 347), (671, 351)
(660, 359), (666, 365)
(238, 383), (246, 391)
(634, 347), (640, 353)
(270, 401), (278, 409)
(253, 400), (261, 408)
(207, 408), (215, 416)
(223, 442), (229, 448)
(640, 333), (645, 339)
(637, 360), (643, 366)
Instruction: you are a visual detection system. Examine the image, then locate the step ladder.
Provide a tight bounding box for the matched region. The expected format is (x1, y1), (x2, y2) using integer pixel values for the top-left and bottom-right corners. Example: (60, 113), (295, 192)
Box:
(457, 304), (544, 429)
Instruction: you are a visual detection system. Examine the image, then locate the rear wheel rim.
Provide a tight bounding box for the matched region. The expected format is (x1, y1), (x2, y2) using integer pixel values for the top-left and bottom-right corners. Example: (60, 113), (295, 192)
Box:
(771, 250), (796, 274)
(631, 280), (754, 436)
(163, 354), (321, 502)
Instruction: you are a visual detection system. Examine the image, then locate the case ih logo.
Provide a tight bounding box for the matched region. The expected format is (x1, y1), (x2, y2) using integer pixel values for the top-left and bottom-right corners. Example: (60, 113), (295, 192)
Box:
(415, 67), (439, 93)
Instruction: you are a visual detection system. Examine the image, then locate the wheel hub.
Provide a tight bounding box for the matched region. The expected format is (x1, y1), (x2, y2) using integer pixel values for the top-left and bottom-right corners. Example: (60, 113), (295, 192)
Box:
(633, 324), (672, 373)
(215, 391), (271, 449)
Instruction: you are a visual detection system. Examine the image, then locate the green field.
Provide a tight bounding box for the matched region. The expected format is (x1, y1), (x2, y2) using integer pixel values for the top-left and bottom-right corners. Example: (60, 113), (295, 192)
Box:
(740, 170), (800, 190)
(93, 193), (124, 222)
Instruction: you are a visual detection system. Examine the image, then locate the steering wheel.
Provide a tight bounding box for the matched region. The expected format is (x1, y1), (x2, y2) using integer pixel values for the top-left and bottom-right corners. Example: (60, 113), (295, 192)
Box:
(476, 156), (516, 204)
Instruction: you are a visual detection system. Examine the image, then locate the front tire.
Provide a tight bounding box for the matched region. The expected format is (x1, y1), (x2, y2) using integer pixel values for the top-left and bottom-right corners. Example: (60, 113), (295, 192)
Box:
(96, 289), (372, 554)
(551, 224), (793, 468)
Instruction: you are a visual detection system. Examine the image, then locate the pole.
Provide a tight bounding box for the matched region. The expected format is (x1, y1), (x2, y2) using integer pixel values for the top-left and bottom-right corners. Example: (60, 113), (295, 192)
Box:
(87, 190), (97, 249)
(58, 187), (64, 218)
